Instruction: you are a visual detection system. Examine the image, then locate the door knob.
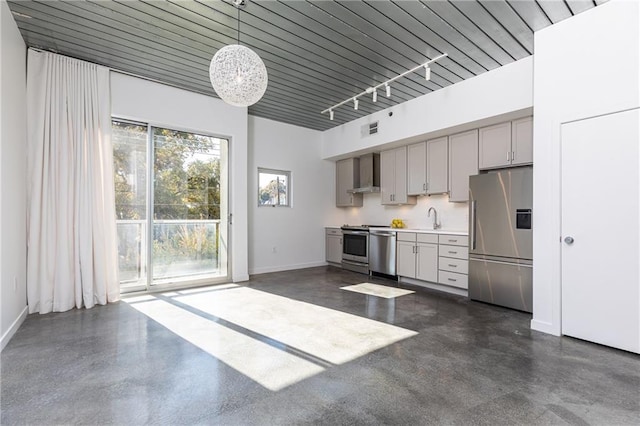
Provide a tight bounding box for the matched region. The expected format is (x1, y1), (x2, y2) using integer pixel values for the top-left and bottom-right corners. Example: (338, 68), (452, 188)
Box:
(564, 236), (574, 245)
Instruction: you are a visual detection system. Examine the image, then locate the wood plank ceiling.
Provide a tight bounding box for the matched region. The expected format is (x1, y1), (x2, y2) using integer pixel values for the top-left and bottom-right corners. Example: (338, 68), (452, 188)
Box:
(7, 0), (607, 131)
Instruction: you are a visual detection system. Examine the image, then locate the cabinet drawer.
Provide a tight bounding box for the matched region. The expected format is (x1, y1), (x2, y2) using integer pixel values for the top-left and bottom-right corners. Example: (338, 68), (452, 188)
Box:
(439, 257), (468, 274)
(438, 234), (468, 246)
(397, 232), (417, 242)
(417, 233), (438, 244)
(439, 244), (468, 260)
(326, 228), (342, 236)
(438, 270), (468, 289)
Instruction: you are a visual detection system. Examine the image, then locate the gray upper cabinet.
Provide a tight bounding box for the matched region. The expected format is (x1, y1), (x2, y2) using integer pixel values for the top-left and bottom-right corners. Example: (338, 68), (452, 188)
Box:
(479, 122), (512, 169)
(449, 129), (479, 202)
(336, 158), (363, 207)
(426, 137), (448, 194)
(381, 146), (416, 205)
(511, 116), (533, 165)
(479, 117), (533, 169)
(407, 138), (448, 196)
(407, 142), (427, 196)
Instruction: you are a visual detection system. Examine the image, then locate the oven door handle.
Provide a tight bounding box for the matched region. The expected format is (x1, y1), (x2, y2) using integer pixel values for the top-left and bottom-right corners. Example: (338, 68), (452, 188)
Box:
(342, 230), (369, 236)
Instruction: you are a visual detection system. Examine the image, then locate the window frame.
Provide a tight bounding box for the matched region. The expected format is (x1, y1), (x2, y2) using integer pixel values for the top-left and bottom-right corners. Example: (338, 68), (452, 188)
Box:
(257, 167), (292, 208)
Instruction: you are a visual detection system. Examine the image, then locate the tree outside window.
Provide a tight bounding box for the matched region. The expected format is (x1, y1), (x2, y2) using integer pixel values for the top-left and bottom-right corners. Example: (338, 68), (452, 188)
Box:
(258, 168), (290, 207)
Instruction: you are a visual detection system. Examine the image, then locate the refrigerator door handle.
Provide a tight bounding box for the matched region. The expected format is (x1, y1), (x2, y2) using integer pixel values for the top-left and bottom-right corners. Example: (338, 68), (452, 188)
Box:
(470, 200), (477, 250)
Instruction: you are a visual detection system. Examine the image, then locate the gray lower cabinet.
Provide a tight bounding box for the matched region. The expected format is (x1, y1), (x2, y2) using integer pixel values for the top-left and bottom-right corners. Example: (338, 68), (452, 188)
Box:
(325, 228), (342, 265)
(396, 233), (438, 282)
(397, 232), (469, 291)
(438, 234), (469, 289)
(449, 129), (479, 202)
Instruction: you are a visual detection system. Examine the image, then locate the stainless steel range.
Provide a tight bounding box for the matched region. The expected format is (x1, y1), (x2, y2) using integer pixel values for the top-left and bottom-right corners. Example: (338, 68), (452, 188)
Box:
(341, 225), (386, 274)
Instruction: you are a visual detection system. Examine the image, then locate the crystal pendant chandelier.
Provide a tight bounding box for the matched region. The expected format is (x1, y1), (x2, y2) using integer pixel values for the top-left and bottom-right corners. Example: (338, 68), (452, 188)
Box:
(209, 0), (268, 107)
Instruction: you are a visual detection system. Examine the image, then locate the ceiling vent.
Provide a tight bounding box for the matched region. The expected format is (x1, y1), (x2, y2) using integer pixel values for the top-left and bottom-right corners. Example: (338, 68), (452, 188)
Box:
(361, 121), (378, 137)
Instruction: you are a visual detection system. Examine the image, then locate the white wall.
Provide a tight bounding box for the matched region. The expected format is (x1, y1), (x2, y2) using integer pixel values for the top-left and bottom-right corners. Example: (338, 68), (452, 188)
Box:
(111, 72), (250, 282)
(321, 56), (533, 160)
(532, 0), (640, 335)
(248, 116), (332, 274)
(0, 0), (28, 350)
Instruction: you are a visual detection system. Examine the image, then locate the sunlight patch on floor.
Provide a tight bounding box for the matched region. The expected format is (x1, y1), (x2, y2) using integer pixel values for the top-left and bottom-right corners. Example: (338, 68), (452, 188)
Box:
(126, 293), (324, 391)
(175, 286), (417, 365)
(340, 283), (415, 299)
(125, 283), (417, 391)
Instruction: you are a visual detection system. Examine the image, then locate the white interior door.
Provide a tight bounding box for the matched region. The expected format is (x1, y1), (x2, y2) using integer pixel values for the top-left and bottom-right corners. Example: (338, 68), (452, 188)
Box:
(561, 108), (640, 353)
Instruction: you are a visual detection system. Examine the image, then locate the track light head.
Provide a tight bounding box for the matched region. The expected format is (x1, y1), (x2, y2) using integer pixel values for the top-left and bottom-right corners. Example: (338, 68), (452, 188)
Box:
(425, 65), (431, 81)
(385, 84), (391, 97)
(353, 98), (359, 110)
(329, 109), (334, 120)
(372, 90), (377, 103)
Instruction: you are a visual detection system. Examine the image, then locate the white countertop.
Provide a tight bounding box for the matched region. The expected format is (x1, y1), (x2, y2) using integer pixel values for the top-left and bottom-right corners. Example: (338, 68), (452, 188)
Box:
(325, 226), (467, 236)
(372, 228), (468, 236)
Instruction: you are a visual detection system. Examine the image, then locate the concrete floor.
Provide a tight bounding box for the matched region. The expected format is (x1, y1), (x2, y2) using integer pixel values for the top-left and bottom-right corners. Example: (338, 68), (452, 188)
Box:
(2, 266), (638, 425)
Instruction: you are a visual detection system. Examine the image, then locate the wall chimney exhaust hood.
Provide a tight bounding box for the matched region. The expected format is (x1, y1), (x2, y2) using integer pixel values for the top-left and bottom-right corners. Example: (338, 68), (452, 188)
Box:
(348, 153), (380, 193)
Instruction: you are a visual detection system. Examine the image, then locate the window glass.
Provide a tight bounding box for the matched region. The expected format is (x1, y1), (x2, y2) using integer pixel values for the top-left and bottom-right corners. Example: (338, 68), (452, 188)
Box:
(258, 168), (290, 207)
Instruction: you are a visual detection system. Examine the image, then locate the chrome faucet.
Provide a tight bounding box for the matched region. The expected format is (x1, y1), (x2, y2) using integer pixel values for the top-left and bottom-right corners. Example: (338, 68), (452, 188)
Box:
(428, 207), (441, 229)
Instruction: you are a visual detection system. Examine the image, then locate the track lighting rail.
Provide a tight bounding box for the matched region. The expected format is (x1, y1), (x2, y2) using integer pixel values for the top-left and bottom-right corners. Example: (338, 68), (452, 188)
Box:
(321, 53), (448, 120)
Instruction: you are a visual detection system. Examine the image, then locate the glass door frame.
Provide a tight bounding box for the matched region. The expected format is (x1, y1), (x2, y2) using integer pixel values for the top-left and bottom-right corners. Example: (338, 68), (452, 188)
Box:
(114, 117), (232, 294)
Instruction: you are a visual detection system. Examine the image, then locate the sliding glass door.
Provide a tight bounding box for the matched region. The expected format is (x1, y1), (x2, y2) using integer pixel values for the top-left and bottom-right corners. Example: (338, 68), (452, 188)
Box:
(113, 120), (229, 292)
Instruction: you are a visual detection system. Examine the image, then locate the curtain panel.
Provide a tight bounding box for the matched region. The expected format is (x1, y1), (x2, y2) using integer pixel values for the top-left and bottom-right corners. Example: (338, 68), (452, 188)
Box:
(26, 50), (119, 314)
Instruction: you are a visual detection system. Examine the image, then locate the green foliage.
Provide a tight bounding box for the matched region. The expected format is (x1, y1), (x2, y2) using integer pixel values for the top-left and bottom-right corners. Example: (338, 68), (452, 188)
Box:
(113, 124), (221, 220)
(152, 223), (218, 265)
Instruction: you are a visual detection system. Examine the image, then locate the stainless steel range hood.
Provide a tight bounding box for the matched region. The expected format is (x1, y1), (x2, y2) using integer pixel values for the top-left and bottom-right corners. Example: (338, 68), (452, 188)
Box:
(348, 153), (380, 193)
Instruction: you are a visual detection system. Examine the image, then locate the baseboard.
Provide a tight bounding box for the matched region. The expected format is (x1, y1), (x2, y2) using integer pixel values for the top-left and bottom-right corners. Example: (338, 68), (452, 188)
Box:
(1, 306), (28, 352)
(530, 319), (561, 336)
(232, 274), (250, 283)
(249, 261), (327, 276)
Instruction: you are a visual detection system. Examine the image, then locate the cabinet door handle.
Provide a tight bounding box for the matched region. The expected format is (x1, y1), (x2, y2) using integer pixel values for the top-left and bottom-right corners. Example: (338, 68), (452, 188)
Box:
(507, 151), (510, 162)
(448, 239), (457, 243)
(448, 278), (457, 282)
(448, 264), (457, 268)
(423, 183), (426, 191)
(448, 251), (457, 255)
(512, 151), (515, 162)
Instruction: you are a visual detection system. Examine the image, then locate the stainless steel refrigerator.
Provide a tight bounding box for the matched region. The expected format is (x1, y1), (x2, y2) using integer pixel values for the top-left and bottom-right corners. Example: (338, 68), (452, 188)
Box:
(468, 167), (533, 312)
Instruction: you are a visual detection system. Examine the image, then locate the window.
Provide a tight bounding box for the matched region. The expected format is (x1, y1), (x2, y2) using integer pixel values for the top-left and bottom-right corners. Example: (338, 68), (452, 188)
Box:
(113, 120), (230, 292)
(258, 168), (290, 207)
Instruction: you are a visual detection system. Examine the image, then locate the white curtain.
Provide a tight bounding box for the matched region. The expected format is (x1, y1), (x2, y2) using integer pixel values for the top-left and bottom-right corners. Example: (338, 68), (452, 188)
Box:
(26, 50), (119, 314)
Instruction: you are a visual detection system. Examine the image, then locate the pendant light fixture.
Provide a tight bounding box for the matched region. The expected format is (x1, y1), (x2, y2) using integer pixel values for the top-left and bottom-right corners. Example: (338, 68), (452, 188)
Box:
(209, 0), (268, 107)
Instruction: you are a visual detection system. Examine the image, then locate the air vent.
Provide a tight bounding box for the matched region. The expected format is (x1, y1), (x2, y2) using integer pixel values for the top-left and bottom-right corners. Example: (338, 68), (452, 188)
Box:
(361, 121), (379, 137)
